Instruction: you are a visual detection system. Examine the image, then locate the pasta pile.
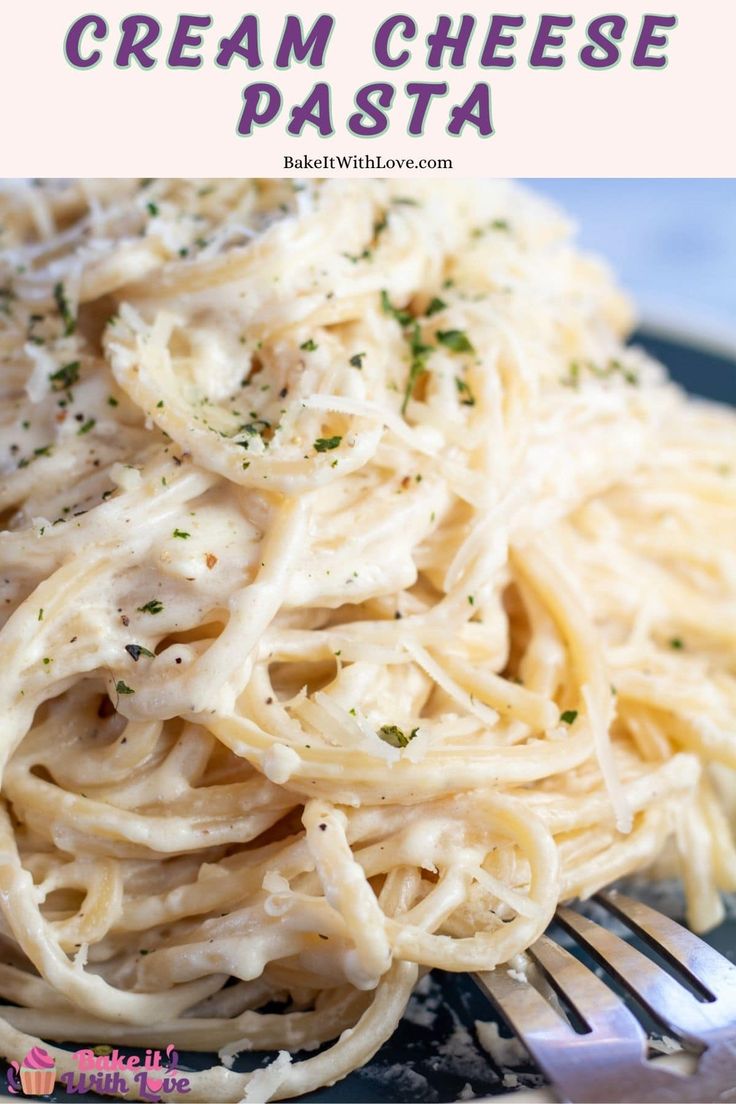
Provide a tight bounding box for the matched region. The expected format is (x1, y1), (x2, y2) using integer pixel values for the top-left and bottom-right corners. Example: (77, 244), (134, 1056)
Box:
(0, 178), (734, 1102)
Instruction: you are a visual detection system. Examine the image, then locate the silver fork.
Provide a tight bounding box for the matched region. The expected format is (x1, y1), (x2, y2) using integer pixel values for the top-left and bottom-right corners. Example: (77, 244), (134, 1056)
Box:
(474, 890), (736, 1103)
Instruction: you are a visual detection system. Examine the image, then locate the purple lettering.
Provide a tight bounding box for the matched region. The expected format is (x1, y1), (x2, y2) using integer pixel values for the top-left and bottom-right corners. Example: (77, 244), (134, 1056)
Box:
(529, 14), (574, 68)
(60, 1071), (85, 1094)
(580, 15), (626, 68)
(633, 14), (676, 67)
(348, 83), (394, 136)
(132, 1070), (159, 1104)
(216, 15), (261, 68)
(406, 82), (448, 136)
(237, 84), (281, 134)
(426, 15), (476, 68)
(115, 15), (161, 69)
(448, 83), (494, 136)
(275, 15), (334, 68)
(167, 14), (211, 68)
(373, 15), (416, 68)
(287, 83), (334, 136)
(480, 15), (525, 67)
(64, 14), (107, 68)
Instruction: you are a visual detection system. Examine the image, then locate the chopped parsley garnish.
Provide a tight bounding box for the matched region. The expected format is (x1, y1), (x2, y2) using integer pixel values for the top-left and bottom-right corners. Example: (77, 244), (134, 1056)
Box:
(156, 400), (164, 408)
(669, 637), (684, 650)
(77, 418), (95, 436)
(378, 724), (419, 748)
(38, 608), (44, 621)
(107, 395), (119, 407)
(116, 680), (135, 695)
(561, 361), (582, 388)
(53, 282), (76, 336)
(300, 338), (318, 351)
(125, 644), (155, 661)
(314, 436), (342, 453)
(343, 248), (372, 263)
(402, 325), (433, 414)
(349, 352), (366, 369)
(455, 377), (476, 406)
(381, 290), (413, 327)
(341, 218), (386, 263)
(235, 419), (271, 442)
(380, 291), (437, 414)
(600, 359), (640, 386)
(137, 599), (164, 615)
(373, 213), (388, 238)
(560, 710), (578, 725)
(172, 528), (191, 539)
(18, 444), (52, 469)
(49, 361), (80, 391)
(146, 202), (159, 217)
(436, 329), (474, 354)
(563, 359), (638, 389)
(590, 358), (639, 385)
(472, 219), (510, 238)
(425, 296), (447, 316)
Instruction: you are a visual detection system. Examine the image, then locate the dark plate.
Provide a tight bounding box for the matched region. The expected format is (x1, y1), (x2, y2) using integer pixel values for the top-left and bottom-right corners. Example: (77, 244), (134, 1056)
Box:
(3, 330), (735, 1104)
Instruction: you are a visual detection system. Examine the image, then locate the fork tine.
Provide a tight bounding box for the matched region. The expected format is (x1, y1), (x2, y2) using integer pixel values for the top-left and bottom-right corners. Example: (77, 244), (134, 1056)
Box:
(474, 960), (574, 1043)
(473, 962), (582, 1088)
(557, 906), (722, 1042)
(595, 890), (736, 1002)
(530, 934), (648, 1047)
(475, 942), (664, 1104)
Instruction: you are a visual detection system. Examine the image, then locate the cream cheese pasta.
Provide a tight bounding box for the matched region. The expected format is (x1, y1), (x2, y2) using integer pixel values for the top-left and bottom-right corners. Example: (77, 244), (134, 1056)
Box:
(0, 178), (734, 1102)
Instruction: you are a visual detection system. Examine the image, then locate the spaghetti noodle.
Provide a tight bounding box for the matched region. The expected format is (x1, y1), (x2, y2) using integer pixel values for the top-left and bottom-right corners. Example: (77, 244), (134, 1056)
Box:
(0, 178), (734, 1101)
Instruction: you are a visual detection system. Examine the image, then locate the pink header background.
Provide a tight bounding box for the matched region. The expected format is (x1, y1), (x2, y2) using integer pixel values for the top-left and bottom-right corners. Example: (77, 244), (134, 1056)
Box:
(2, 0), (735, 176)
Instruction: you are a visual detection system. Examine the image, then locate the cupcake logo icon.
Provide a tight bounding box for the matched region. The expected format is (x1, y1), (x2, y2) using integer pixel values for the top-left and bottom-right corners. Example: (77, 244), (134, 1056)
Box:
(7, 1047), (56, 1095)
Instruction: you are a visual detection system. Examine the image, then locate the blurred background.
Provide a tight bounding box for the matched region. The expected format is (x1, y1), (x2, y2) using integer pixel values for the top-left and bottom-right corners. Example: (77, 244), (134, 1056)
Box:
(528, 179), (736, 353)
